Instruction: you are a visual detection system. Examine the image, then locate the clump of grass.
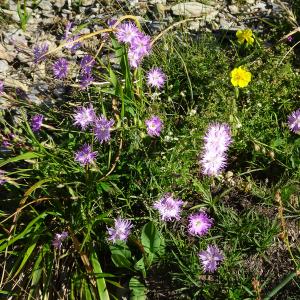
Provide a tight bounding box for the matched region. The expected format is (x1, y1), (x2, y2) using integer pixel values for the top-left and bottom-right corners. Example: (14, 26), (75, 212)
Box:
(0, 12), (300, 300)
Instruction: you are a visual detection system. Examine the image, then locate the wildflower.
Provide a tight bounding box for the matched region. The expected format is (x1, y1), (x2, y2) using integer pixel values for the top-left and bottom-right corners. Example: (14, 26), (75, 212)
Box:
(107, 217), (133, 243)
(53, 58), (69, 79)
(33, 43), (49, 64)
(198, 245), (224, 272)
(147, 67), (166, 89)
(287, 35), (293, 42)
(230, 66), (252, 88)
(116, 22), (140, 44)
(200, 123), (232, 176)
(128, 48), (142, 68)
(145, 116), (163, 137)
(94, 116), (115, 143)
(130, 33), (152, 57)
(80, 55), (95, 74)
(73, 105), (96, 130)
(154, 194), (184, 221)
(64, 22), (81, 53)
(75, 144), (97, 166)
(80, 72), (94, 89)
(31, 114), (43, 132)
(0, 170), (6, 185)
(0, 80), (3, 94)
(236, 29), (254, 46)
(188, 211), (213, 236)
(287, 109), (300, 134)
(52, 231), (68, 249)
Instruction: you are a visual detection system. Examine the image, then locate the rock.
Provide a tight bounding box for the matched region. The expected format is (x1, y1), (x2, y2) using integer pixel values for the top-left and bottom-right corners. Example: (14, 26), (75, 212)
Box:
(38, 0), (53, 11)
(246, 0), (255, 4)
(188, 20), (205, 31)
(228, 5), (239, 14)
(81, 0), (94, 6)
(2, 9), (20, 23)
(0, 60), (9, 73)
(0, 44), (16, 62)
(171, 2), (218, 18)
(150, 0), (166, 4)
(52, 0), (65, 9)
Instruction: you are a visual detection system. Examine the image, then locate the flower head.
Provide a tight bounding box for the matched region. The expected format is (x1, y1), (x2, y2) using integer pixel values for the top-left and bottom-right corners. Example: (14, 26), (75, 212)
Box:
(80, 55), (95, 74)
(75, 144), (98, 166)
(94, 116), (115, 143)
(154, 194), (184, 221)
(33, 43), (49, 64)
(80, 72), (94, 89)
(288, 109), (300, 134)
(116, 22), (140, 44)
(107, 217), (133, 243)
(200, 123), (232, 176)
(230, 66), (251, 88)
(0, 80), (4, 94)
(64, 22), (81, 53)
(145, 116), (163, 137)
(188, 211), (213, 236)
(73, 105), (96, 130)
(31, 114), (43, 132)
(52, 231), (68, 249)
(130, 33), (152, 57)
(236, 29), (254, 46)
(198, 245), (224, 272)
(53, 58), (69, 79)
(147, 67), (166, 89)
(287, 35), (293, 42)
(128, 48), (142, 68)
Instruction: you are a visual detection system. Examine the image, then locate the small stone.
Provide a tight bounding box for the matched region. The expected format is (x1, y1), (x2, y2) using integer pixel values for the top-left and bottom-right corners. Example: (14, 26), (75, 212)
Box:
(171, 2), (217, 17)
(52, 0), (65, 9)
(0, 44), (16, 62)
(81, 0), (94, 6)
(0, 60), (9, 73)
(150, 0), (166, 4)
(38, 1), (53, 11)
(228, 5), (239, 14)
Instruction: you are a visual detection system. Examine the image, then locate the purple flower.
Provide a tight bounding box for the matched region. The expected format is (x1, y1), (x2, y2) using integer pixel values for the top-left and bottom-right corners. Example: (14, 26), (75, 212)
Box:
(116, 22), (140, 44)
(52, 231), (68, 249)
(0, 80), (3, 94)
(154, 194), (183, 221)
(145, 116), (163, 137)
(198, 245), (224, 272)
(75, 144), (98, 166)
(73, 105), (96, 130)
(287, 35), (293, 42)
(147, 67), (166, 89)
(33, 43), (49, 64)
(0, 170), (6, 185)
(188, 211), (213, 236)
(107, 217), (133, 243)
(31, 114), (43, 132)
(94, 116), (114, 143)
(64, 22), (81, 53)
(200, 123), (232, 176)
(128, 48), (142, 68)
(288, 109), (300, 134)
(80, 72), (94, 89)
(53, 58), (69, 79)
(80, 55), (95, 74)
(130, 33), (151, 57)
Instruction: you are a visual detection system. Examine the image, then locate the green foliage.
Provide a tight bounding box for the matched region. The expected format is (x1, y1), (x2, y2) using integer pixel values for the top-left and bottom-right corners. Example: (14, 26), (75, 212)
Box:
(1, 14), (300, 300)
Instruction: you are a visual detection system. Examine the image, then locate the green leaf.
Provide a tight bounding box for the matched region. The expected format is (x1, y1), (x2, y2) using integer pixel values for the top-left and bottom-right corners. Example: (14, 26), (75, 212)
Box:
(0, 152), (42, 168)
(141, 222), (162, 255)
(129, 277), (147, 300)
(110, 241), (132, 269)
(90, 249), (110, 300)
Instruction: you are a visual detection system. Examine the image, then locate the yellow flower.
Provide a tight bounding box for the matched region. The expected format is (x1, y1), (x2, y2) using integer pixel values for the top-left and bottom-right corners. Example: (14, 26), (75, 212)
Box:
(236, 29), (254, 46)
(230, 67), (252, 88)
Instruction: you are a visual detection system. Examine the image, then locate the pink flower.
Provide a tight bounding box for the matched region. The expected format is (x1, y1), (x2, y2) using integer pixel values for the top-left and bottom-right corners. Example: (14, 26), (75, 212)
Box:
(188, 211), (213, 236)
(154, 194), (183, 221)
(198, 245), (224, 272)
(147, 67), (166, 89)
(145, 116), (163, 137)
(107, 217), (133, 243)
